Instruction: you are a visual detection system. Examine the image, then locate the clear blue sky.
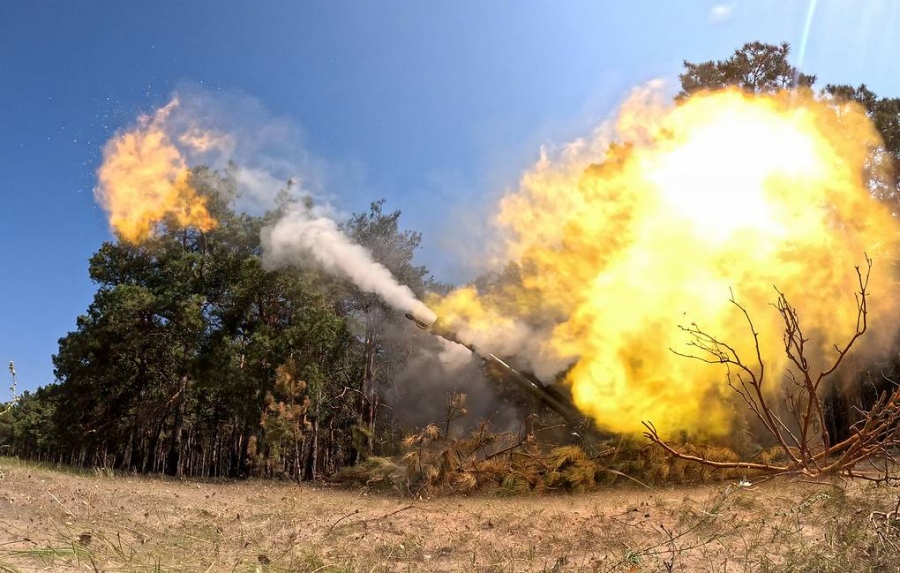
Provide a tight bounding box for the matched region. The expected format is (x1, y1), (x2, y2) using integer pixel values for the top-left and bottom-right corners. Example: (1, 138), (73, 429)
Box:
(2, 1), (899, 393)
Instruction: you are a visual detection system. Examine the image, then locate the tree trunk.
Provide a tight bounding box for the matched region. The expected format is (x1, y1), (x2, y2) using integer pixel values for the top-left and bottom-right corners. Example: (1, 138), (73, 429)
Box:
(164, 375), (188, 476)
(128, 425), (142, 471)
(361, 316), (377, 458)
(304, 417), (319, 481)
(144, 421), (163, 473)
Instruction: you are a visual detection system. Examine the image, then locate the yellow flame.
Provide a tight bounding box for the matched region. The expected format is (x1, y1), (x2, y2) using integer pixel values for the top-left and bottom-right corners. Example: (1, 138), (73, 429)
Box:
(95, 99), (217, 243)
(433, 87), (899, 437)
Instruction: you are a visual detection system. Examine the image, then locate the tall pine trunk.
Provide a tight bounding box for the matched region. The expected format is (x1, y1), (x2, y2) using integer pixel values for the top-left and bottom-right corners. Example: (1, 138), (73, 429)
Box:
(304, 417), (319, 481)
(164, 375), (188, 476)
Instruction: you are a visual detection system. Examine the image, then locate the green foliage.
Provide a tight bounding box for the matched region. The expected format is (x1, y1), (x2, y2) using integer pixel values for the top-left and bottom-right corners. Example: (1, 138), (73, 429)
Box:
(0, 387), (58, 458)
(678, 41), (816, 99)
(3, 171), (431, 479)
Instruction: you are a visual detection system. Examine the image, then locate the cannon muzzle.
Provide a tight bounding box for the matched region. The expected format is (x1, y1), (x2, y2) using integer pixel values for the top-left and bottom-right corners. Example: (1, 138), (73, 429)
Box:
(404, 312), (431, 330)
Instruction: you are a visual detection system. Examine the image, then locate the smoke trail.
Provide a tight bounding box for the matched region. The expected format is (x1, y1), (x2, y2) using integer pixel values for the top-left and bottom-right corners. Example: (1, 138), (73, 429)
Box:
(262, 206), (436, 322)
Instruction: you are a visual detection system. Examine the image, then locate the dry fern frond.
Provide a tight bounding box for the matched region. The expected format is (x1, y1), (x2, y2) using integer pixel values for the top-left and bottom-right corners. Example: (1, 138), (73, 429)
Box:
(501, 472), (533, 495)
(424, 424), (442, 441)
(549, 445), (589, 470)
(451, 471), (478, 493)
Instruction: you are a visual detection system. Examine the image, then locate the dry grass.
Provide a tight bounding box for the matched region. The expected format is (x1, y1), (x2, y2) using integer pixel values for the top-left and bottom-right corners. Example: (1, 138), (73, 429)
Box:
(0, 456), (899, 572)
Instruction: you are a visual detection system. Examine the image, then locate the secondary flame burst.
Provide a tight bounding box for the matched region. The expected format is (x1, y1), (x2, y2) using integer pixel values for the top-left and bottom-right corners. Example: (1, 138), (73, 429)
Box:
(95, 99), (217, 243)
(431, 87), (899, 437)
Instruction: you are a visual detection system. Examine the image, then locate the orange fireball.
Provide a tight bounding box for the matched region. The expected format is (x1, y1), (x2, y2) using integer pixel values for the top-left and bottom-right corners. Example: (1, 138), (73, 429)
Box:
(433, 87), (898, 437)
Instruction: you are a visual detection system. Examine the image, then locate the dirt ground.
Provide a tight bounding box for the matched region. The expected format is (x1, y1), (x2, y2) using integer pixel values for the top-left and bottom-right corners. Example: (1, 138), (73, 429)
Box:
(0, 458), (899, 572)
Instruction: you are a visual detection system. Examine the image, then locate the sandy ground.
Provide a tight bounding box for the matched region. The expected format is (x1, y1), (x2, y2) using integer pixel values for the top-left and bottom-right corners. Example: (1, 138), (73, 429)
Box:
(1, 458), (898, 572)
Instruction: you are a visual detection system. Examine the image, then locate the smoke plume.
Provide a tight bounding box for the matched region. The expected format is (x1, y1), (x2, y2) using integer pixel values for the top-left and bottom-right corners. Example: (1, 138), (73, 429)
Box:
(261, 207), (436, 321)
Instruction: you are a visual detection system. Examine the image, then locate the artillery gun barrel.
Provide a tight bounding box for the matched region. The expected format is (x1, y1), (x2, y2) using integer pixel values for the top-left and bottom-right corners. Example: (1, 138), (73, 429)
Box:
(404, 311), (586, 431)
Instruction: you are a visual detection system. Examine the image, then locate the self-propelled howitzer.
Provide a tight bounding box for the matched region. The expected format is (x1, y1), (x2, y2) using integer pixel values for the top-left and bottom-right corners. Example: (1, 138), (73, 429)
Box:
(405, 312), (589, 435)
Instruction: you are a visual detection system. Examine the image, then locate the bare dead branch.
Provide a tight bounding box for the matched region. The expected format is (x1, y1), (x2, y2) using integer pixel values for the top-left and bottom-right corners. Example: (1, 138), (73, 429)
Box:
(641, 421), (789, 472)
(655, 256), (896, 481)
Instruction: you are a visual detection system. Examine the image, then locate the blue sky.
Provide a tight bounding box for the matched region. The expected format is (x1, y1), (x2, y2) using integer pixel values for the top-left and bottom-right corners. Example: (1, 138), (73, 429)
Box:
(2, 1), (900, 393)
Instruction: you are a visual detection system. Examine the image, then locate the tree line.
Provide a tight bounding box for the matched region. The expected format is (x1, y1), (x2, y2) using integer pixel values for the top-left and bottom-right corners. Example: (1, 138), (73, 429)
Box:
(0, 166), (455, 478)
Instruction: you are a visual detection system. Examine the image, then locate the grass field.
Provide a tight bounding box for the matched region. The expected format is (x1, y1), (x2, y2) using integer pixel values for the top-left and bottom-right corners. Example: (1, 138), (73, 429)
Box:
(0, 457), (899, 572)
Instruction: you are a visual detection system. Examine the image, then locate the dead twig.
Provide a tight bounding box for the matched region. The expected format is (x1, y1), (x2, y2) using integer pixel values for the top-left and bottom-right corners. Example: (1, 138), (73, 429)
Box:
(326, 508), (359, 534)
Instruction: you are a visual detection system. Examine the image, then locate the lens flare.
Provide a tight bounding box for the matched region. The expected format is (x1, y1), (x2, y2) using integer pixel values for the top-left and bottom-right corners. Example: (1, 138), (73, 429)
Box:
(95, 99), (217, 243)
(433, 87), (899, 437)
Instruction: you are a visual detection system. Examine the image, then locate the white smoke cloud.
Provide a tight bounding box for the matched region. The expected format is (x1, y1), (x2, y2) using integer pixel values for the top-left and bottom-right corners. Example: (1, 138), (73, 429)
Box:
(262, 206), (437, 322)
